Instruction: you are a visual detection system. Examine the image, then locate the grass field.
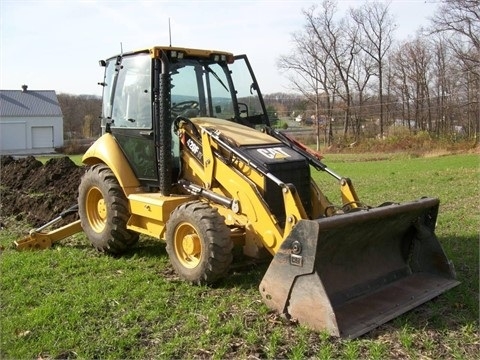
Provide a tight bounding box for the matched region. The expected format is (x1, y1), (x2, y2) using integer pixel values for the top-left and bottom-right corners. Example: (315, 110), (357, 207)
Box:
(1, 153), (478, 359)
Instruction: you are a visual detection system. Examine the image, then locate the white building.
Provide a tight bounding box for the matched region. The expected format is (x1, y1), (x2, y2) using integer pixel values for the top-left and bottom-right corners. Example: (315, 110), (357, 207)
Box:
(0, 85), (64, 155)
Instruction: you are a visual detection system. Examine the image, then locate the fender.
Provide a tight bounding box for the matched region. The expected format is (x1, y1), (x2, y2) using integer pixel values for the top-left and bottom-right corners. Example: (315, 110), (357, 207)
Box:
(82, 133), (141, 195)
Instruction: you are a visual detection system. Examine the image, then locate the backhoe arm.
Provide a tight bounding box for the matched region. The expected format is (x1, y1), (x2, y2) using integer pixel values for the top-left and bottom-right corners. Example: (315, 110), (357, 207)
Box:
(15, 205), (83, 250)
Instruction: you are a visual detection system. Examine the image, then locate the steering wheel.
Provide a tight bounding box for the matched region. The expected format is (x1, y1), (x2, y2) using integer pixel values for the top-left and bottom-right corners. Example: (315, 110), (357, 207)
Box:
(172, 100), (199, 115)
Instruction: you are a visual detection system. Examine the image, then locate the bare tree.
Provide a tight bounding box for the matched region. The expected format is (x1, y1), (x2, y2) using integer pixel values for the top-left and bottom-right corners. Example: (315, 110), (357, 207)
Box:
(390, 44), (413, 130)
(389, 38), (434, 133)
(348, 28), (375, 139)
(430, 0), (479, 67)
(278, 2), (341, 146)
(350, 1), (396, 137)
(430, 0), (479, 142)
(429, 37), (457, 136)
(57, 94), (102, 139)
(277, 28), (327, 111)
(276, 0), (477, 143)
(303, 1), (359, 138)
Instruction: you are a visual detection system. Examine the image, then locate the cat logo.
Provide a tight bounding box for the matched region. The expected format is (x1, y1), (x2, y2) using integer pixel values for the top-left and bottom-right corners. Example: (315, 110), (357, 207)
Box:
(257, 147), (291, 160)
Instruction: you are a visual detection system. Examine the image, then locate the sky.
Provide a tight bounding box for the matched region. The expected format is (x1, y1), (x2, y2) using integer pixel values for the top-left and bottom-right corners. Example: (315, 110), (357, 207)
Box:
(0, 0), (440, 96)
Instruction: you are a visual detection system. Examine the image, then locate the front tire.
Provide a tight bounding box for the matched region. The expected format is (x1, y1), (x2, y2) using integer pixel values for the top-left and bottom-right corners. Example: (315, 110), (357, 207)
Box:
(78, 163), (138, 254)
(166, 201), (233, 285)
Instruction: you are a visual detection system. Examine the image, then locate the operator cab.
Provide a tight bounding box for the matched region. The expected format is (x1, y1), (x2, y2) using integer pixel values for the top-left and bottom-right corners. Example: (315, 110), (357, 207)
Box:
(98, 47), (270, 188)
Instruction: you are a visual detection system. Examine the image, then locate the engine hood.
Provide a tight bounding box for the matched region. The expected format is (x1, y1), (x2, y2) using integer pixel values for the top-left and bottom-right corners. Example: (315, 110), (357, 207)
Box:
(190, 117), (281, 147)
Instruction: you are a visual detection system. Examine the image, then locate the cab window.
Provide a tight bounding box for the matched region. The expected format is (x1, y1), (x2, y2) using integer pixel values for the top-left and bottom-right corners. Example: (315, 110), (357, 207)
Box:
(111, 54), (152, 129)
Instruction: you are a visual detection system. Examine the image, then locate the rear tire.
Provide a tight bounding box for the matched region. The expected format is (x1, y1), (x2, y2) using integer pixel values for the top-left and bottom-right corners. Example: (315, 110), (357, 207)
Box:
(166, 201), (233, 285)
(78, 164), (138, 254)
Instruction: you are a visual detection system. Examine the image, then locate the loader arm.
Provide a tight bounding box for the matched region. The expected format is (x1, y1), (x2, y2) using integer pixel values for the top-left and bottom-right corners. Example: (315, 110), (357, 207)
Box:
(177, 120), (365, 253)
(176, 121), (309, 255)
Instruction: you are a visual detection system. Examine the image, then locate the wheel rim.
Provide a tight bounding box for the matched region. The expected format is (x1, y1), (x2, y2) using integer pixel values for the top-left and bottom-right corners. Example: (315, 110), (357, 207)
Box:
(85, 186), (107, 233)
(174, 222), (202, 268)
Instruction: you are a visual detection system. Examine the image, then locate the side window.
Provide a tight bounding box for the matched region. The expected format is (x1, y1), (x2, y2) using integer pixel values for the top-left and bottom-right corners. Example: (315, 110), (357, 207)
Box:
(111, 54), (152, 128)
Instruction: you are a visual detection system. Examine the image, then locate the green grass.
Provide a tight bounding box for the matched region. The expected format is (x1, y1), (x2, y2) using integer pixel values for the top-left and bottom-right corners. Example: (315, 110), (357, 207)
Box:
(1, 153), (479, 359)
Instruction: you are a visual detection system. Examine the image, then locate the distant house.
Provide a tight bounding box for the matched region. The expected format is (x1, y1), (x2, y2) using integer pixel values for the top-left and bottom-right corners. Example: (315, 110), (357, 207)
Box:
(0, 85), (64, 155)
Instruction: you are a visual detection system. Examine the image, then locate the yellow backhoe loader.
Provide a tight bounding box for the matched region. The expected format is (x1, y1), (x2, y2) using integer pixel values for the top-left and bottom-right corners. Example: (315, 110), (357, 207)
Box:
(15, 46), (459, 338)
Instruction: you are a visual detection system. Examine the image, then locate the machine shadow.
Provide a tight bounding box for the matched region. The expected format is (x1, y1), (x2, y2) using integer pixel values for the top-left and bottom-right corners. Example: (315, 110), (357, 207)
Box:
(119, 237), (270, 290)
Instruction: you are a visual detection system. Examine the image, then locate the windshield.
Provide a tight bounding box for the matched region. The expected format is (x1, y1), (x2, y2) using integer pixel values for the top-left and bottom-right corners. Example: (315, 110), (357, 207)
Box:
(170, 57), (268, 127)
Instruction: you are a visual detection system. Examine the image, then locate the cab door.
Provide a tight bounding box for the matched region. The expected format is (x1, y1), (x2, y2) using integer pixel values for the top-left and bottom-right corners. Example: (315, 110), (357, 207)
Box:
(230, 55), (270, 127)
(102, 52), (158, 184)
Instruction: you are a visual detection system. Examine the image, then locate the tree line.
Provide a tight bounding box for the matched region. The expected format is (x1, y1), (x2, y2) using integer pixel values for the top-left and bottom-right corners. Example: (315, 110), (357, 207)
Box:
(277, 0), (479, 144)
(57, 94), (102, 140)
(57, 92), (310, 141)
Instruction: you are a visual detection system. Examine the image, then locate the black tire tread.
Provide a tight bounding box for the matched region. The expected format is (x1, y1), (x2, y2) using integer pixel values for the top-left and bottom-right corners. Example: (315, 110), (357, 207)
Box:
(165, 201), (233, 285)
(78, 164), (138, 254)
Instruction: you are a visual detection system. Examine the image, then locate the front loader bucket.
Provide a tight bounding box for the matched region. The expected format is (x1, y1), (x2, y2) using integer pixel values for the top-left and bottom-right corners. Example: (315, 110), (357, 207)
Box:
(259, 197), (459, 338)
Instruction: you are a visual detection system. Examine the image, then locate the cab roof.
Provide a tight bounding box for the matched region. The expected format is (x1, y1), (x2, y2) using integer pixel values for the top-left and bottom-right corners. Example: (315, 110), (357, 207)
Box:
(106, 46), (234, 62)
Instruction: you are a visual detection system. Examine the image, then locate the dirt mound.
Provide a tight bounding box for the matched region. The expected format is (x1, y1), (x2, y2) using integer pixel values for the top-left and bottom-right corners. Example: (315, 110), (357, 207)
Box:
(0, 156), (86, 228)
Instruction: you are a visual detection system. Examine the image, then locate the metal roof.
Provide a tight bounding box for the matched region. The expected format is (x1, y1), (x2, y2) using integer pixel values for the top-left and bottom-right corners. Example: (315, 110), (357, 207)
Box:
(0, 89), (63, 117)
